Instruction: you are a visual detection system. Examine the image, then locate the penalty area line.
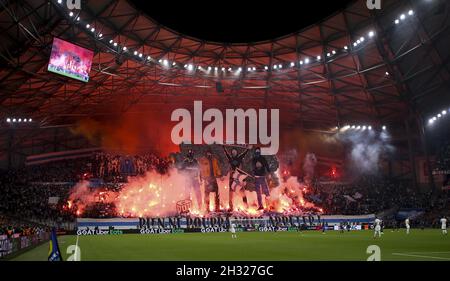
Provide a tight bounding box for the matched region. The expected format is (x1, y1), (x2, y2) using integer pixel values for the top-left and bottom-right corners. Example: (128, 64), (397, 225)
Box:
(391, 252), (450, 260)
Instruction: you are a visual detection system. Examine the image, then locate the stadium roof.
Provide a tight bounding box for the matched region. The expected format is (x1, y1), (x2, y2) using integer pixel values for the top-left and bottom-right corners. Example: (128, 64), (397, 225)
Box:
(0, 0), (449, 131)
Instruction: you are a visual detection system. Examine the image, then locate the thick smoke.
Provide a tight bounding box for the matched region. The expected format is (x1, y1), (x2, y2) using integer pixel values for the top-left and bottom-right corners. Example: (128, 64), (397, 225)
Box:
(302, 153), (317, 185)
(70, 110), (178, 156)
(336, 129), (394, 175)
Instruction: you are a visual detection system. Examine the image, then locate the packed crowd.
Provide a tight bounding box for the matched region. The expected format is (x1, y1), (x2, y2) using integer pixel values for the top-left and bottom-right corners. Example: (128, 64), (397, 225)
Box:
(1, 149), (449, 228)
(0, 152), (173, 225)
(309, 177), (434, 215)
(435, 141), (450, 172)
(0, 216), (48, 238)
(91, 152), (172, 179)
(0, 170), (75, 225)
(306, 176), (450, 226)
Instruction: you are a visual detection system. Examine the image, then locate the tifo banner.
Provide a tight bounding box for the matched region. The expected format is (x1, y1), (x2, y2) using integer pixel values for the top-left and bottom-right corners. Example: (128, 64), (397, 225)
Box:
(76, 214), (375, 231)
(25, 147), (101, 166)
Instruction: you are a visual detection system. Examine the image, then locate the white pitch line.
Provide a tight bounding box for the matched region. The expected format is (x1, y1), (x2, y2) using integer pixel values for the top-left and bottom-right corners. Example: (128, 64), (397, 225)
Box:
(402, 251), (450, 254)
(74, 235), (80, 261)
(392, 253), (450, 260)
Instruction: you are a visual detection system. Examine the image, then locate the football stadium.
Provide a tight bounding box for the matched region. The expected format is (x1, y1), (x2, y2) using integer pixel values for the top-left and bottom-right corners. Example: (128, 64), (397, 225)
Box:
(1, 0), (450, 267)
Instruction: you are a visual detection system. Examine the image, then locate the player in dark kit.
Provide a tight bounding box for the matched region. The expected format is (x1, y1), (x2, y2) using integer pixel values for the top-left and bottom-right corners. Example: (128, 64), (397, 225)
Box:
(223, 145), (250, 211)
(251, 147), (271, 210)
(180, 149), (202, 210)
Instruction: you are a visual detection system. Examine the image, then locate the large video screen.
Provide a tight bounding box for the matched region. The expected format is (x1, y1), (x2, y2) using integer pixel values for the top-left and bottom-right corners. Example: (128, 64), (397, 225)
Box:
(47, 37), (94, 82)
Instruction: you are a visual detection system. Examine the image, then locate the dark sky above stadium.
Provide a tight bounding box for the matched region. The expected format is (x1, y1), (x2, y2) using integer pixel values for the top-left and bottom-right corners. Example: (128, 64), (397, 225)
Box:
(129, 0), (354, 43)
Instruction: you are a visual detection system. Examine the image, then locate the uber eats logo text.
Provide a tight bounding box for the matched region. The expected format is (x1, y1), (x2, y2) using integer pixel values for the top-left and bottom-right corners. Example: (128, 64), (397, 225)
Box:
(76, 229), (123, 236)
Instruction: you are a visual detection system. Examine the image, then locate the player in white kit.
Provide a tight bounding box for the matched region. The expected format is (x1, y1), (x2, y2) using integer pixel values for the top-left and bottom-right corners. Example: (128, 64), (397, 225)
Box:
(230, 223), (237, 239)
(405, 218), (410, 235)
(440, 217), (447, 235)
(373, 218), (382, 238)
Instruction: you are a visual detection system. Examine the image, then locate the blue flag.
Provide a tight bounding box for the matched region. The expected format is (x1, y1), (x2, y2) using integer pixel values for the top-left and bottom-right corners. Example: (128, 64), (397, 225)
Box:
(48, 228), (63, 261)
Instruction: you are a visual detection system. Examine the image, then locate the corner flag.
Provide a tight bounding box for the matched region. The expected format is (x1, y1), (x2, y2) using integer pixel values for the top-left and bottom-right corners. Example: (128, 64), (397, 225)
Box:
(48, 228), (63, 261)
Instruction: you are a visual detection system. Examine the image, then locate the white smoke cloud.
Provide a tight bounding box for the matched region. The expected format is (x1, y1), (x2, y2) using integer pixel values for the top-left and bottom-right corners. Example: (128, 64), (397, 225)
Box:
(337, 130), (394, 175)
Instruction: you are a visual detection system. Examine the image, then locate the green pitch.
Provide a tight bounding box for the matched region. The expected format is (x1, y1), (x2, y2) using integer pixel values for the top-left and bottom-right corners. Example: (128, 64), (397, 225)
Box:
(12, 229), (450, 261)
